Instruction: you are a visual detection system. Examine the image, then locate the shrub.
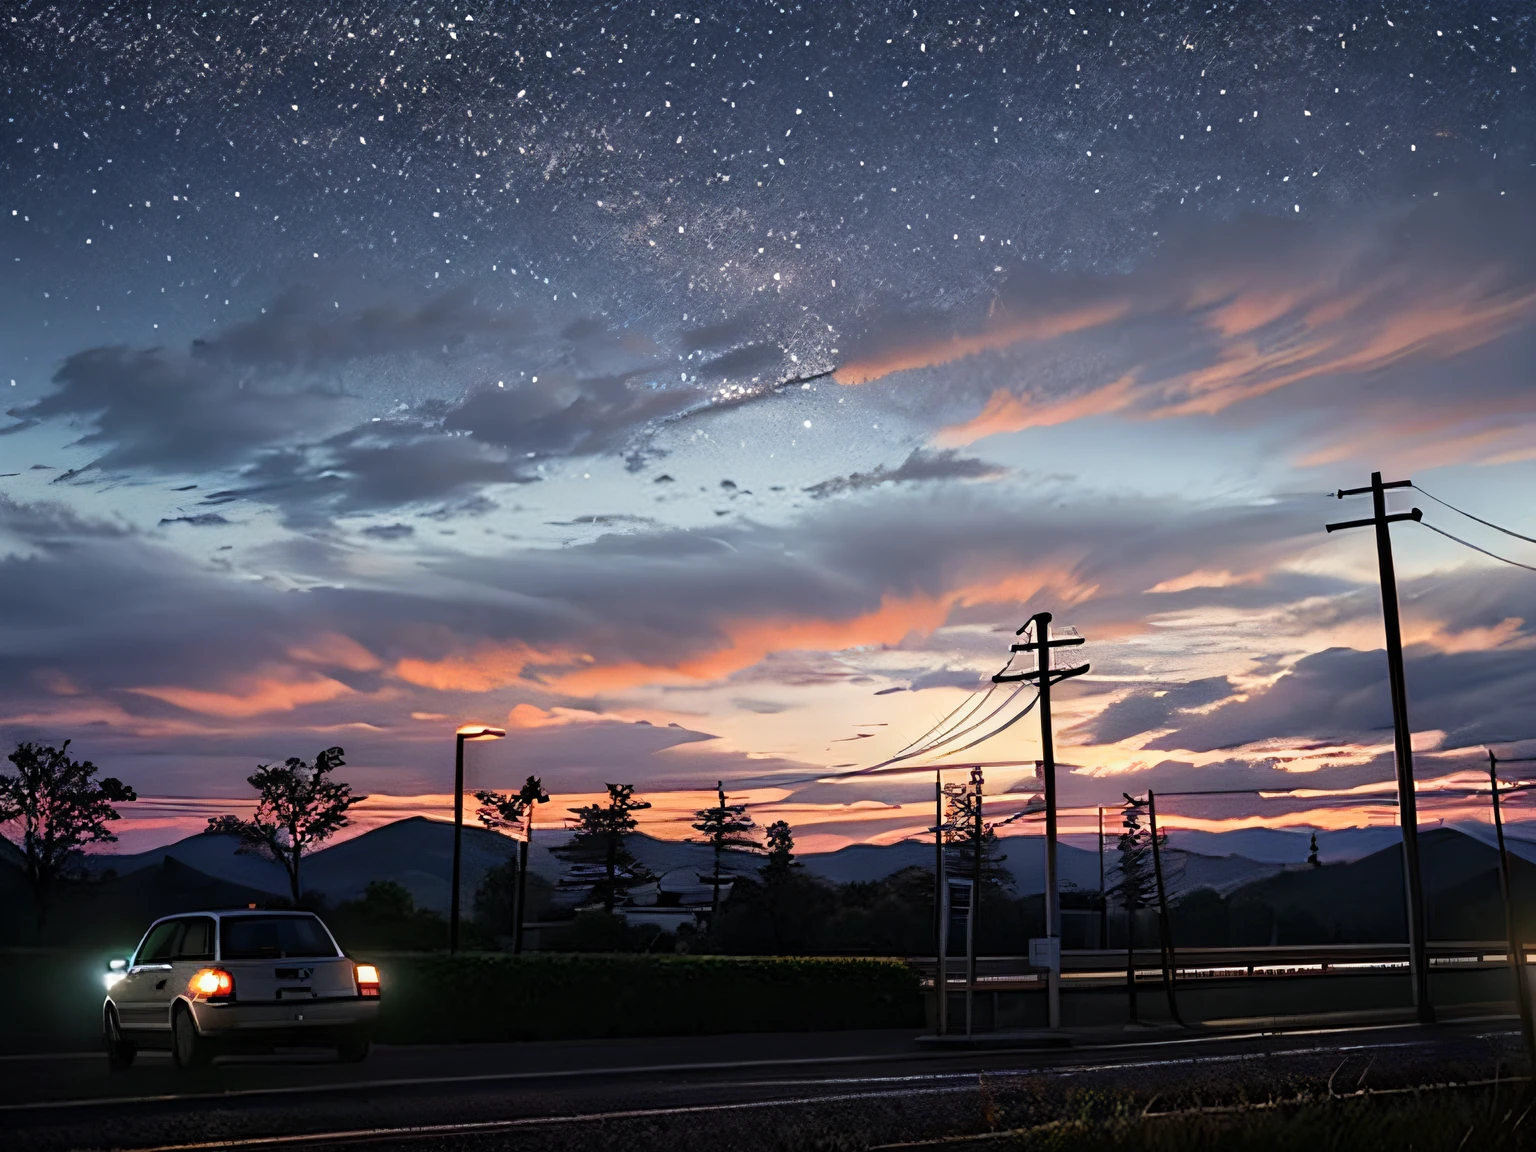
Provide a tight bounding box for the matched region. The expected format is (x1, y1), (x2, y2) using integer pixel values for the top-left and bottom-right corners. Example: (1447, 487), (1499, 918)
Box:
(372, 951), (924, 1043)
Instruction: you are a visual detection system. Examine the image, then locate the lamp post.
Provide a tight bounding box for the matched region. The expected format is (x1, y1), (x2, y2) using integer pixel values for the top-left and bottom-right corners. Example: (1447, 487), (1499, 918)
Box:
(451, 725), (506, 953)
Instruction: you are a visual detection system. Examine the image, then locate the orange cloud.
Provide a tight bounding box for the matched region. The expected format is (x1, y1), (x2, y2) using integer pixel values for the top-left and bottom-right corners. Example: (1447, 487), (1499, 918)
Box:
(921, 270), (1536, 470)
(1294, 391), (1536, 473)
(936, 374), (1138, 446)
(1160, 280), (1536, 418)
(833, 302), (1129, 386)
(288, 633), (382, 673)
(1206, 289), (1307, 338)
(1146, 569), (1264, 594)
(553, 567), (1093, 695)
(1404, 616), (1529, 654)
(392, 643), (572, 692)
(505, 703), (599, 728)
(129, 672), (354, 718)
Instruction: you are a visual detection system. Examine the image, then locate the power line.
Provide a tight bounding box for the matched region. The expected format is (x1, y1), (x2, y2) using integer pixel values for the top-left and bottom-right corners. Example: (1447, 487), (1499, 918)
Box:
(879, 648), (1025, 763)
(1420, 521), (1536, 573)
(1414, 484), (1536, 545)
(886, 681), (998, 761)
(907, 682), (1035, 762)
(919, 691), (1040, 760)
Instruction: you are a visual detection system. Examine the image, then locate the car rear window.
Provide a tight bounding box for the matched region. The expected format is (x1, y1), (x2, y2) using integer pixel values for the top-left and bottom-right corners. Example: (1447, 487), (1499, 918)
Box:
(219, 915), (338, 960)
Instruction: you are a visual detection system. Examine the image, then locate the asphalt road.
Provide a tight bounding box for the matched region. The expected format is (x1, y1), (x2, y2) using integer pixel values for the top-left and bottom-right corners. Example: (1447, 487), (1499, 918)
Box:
(2, 1020), (1526, 1152)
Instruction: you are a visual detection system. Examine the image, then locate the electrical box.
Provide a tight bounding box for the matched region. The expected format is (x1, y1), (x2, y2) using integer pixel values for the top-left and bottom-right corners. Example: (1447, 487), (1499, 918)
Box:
(1029, 936), (1061, 973)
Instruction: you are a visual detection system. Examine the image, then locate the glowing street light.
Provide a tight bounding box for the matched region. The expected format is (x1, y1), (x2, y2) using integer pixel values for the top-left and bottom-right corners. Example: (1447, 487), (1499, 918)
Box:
(451, 725), (506, 953)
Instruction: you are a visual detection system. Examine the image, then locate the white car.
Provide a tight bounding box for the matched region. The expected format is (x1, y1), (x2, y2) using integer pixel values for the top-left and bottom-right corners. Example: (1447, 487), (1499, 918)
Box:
(103, 909), (380, 1069)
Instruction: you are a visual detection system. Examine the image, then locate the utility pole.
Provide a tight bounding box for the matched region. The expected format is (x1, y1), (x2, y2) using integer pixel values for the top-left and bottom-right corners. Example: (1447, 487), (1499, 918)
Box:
(969, 766), (983, 1038)
(934, 775), (947, 1037)
(1146, 791), (1183, 1026)
(1098, 806), (1107, 951)
(1489, 752), (1536, 1062)
(995, 610), (1089, 1030)
(1327, 472), (1431, 1022)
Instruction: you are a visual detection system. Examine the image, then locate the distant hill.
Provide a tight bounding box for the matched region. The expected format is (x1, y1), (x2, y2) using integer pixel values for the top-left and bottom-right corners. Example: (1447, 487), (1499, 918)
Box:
(0, 855), (282, 948)
(1164, 826), (1405, 865)
(54, 817), (1288, 913)
(78, 831), (291, 894)
(1184, 827), (1536, 945)
(19, 820), (1513, 950)
(73, 818), (532, 912)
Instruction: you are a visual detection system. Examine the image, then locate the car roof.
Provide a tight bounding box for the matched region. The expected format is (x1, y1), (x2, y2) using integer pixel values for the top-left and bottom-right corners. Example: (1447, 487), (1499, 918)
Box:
(150, 909), (322, 922)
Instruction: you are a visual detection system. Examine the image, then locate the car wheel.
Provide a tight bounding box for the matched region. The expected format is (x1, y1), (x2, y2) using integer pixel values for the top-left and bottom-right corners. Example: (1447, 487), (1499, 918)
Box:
(171, 1003), (212, 1070)
(336, 1029), (372, 1063)
(104, 1007), (136, 1072)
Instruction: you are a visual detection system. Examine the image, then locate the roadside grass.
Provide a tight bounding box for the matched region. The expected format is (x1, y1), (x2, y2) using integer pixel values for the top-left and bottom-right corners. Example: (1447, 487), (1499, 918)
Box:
(934, 1086), (1536, 1150)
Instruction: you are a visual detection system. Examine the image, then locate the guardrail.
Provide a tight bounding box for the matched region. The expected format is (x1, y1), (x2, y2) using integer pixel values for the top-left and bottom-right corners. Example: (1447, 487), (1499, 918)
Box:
(909, 942), (1535, 990)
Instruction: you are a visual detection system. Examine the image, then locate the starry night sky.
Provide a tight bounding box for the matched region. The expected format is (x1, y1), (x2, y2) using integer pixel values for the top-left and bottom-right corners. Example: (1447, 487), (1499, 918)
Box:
(3, 2), (1536, 852)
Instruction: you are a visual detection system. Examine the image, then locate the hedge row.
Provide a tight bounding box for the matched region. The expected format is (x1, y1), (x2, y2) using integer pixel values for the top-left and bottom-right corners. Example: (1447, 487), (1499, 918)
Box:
(372, 952), (925, 1043)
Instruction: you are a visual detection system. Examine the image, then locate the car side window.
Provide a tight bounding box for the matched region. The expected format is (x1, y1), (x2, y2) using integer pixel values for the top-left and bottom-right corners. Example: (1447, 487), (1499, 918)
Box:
(137, 921), (182, 966)
(175, 917), (215, 962)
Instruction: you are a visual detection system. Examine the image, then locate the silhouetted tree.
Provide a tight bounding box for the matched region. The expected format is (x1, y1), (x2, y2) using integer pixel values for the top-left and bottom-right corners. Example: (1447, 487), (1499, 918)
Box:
(1307, 831), (1321, 868)
(553, 783), (652, 913)
(690, 781), (760, 927)
(943, 782), (1011, 891)
(207, 746), (362, 903)
(474, 775), (551, 948)
(762, 820), (798, 883)
(1109, 794), (1163, 1021)
(0, 740), (137, 927)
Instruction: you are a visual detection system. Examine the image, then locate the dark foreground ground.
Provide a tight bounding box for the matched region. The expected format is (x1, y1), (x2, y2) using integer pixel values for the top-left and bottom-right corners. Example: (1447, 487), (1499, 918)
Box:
(2, 1019), (1531, 1151)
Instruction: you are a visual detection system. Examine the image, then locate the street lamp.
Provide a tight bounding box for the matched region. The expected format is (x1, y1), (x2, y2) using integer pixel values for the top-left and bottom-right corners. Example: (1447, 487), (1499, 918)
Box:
(451, 725), (506, 953)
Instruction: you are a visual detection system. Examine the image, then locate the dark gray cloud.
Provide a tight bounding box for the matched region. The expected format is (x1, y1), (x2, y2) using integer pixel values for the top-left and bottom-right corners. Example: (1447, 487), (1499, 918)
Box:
(1147, 646), (1536, 753)
(159, 513), (231, 527)
(359, 523), (415, 541)
(804, 448), (1007, 499)
(4, 286), (757, 514)
(5, 345), (347, 472)
(442, 373), (698, 458)
(908, 668), (992, 692)
(204, 422), (536, 527)
(1072, 676), (1235, 745)
(190, 285), (535, 373)
(0, 493), (132, 543)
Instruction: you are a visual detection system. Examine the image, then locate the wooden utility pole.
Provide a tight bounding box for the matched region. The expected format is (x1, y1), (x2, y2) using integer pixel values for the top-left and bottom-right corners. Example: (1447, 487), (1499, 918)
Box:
(969, 766), (983, 1037)
(1098, 806), (1107, 950)
(1147, 791), (1183, 1026)
(995, 611), (1089, 1030)
(1327, 472), (1431, 1022)
(1489, 752), (1535, 1062)
(934, 775), (947, 1036)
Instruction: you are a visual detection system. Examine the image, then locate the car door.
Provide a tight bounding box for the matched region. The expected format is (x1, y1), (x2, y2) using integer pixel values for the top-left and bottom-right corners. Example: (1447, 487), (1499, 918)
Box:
(170, 916), (217, 1010)
(117, 919), (182, 1032)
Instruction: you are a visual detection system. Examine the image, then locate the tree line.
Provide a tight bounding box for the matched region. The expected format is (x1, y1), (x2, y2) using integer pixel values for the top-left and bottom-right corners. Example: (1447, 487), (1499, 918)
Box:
(0, 739), (1329, 972)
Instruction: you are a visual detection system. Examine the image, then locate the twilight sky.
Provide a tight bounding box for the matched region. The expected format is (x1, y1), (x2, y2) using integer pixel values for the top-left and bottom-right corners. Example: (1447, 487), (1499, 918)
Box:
(3, 1), (1535, 854)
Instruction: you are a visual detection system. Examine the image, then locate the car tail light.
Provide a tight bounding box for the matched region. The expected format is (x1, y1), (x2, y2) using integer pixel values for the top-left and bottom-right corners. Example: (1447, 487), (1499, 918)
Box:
(189, 967), (236, 1001)
(355, 963), (381, 998)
